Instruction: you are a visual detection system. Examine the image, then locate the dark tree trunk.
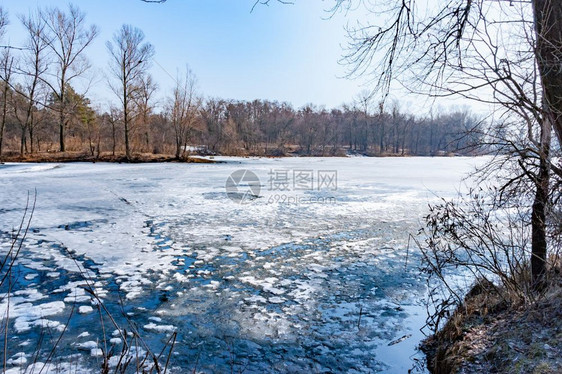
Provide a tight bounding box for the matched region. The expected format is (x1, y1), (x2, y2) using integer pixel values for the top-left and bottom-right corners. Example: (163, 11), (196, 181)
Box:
(533, 0), (562, 147)
(531, 158), (549, 291)
(531, 0), (560, 290)
(175, 129), (181, 159)
(59, 121), (65, 152)
(29, 125), (34, 154)
(58, 80), (66, 152)
(124, 122), (131, 160)
(531, 116), (552, 291)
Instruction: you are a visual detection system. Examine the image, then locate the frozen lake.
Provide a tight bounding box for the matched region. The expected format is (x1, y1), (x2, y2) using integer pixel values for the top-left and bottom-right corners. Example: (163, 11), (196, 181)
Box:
(0, 157), (483, 373)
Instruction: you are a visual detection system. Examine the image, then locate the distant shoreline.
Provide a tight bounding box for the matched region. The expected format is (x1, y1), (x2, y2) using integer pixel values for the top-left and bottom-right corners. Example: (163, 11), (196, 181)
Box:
(0, 151), (476, 164)
(0, 152), (219, 164)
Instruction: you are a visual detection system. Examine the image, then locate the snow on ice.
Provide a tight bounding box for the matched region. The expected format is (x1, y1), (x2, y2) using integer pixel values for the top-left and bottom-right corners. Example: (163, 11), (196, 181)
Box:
(0, 157), (486, 373)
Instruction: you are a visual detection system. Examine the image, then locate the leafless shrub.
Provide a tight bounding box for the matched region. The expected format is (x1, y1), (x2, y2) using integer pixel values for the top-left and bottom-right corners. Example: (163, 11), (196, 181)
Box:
(418, 153), (561, 335)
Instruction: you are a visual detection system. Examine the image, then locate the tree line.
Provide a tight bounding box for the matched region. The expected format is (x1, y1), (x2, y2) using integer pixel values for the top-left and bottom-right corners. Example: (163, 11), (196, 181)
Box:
(0, 4), (482, 160)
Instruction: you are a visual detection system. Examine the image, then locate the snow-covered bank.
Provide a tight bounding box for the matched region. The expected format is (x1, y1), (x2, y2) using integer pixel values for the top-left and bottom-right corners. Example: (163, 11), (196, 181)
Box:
(0, 157), (487, 373)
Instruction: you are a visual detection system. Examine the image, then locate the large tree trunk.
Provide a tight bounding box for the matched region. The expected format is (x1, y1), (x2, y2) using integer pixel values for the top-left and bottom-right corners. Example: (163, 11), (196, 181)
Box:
(59, 79), (66, 152)
(531, 116), (552, 291)
(531, 162), (549, 291)
(533, 0), (562, 146)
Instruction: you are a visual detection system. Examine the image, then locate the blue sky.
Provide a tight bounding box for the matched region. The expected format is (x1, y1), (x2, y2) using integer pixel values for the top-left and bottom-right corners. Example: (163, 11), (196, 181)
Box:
(2, 0), (376, 111)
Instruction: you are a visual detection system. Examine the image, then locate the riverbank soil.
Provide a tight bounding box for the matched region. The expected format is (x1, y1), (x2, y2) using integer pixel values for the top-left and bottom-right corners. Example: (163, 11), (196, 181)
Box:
(422, 269), (562, 374)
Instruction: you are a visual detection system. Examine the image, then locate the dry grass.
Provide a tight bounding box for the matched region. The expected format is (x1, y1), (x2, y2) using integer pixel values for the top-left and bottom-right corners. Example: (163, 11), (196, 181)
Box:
(422, 263), (562, 374)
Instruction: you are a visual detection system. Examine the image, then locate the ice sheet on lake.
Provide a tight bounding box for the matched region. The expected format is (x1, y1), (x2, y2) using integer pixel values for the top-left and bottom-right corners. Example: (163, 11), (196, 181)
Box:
(0, 157), (486, 373)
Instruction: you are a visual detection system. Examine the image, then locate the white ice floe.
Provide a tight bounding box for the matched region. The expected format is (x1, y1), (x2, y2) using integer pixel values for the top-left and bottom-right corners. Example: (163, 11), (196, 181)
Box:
(1, 300), (66, 333)
(143, 322), (176, 332)
(78, 305), (94, 314)
(90, 348), (103, 357)
(77, 341), (98, 351)
(6, 352), (27, 366)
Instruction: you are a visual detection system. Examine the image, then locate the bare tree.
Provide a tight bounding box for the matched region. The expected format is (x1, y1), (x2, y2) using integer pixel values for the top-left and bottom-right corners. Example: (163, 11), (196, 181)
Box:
(354, 90), (373, 153)
(107, 24), (154, 160)
(17, 11), (50, 154)
(168, 66), (200, 159)
(107, 106), (121, 156)
(41, 4), (98, 152)
(11, 85), (30, 155)
(0, 50), (13, 160)
(134, 74), (158, 153)
(335, 0), (561, 290)
(0, 7), (10, 159)
(336, 0), (562, 147)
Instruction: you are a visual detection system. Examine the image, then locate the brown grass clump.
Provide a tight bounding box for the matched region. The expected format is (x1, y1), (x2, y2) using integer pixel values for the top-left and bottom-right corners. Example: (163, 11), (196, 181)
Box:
(422, 263), (562, 374)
